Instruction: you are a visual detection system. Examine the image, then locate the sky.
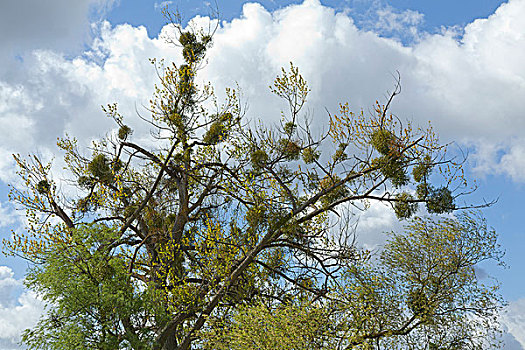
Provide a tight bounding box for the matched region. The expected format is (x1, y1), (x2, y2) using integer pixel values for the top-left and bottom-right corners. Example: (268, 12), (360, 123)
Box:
(1, 0), (525, 348)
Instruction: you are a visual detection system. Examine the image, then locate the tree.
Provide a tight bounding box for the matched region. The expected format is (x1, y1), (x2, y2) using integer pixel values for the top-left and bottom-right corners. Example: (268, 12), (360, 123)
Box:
(202, 213), (504, 350)
(4, 17), (503, 350)
(22, 224), (164, 349)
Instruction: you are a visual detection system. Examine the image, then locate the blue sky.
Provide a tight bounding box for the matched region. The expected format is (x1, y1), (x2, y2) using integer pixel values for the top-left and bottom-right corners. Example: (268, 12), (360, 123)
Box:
(104, 0), (507, 37)
(2, 0), (525, 348)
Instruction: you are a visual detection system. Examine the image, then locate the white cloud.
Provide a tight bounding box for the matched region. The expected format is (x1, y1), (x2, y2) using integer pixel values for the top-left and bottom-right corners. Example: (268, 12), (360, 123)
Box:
(503, 332), (525, 350)
(0, 267), (44, 348)
(218, 0), (525, 182)
(0, 267), (20, 309)
(472, 139), (525, 182)
(376, 7), (424, 30)
(501, 298), (525, 349)
(370, 5), (424, 41)
(0, 21), (181, 184)
(1, 0), (525, 183)
(0, 203), (17, 230)
(352, 201), (400, 251)
(154, 1), (173, 11)
(0, 0), (116, 59)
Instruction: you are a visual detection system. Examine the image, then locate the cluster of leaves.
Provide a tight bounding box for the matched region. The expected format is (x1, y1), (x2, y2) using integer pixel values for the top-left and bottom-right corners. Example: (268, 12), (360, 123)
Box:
(201, 301), (333, 350)
(368, 122), (455, 218)
(370, 129), (408, 187)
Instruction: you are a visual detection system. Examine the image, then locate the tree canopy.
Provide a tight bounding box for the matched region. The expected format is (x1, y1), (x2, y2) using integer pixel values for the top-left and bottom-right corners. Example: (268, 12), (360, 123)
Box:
(3, 17), (504, 350)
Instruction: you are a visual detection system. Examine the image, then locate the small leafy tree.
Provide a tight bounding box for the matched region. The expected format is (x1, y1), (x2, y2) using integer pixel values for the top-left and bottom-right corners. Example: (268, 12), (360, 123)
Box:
(202, 213), (504, 349)
(4, 16), (502, 350)
(22, 224), (164, 349)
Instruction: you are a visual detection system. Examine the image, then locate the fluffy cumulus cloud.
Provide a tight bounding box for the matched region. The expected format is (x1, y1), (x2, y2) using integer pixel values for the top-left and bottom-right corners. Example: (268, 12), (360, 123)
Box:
(199, 0), (525, 181)
(350, 201), (399, 252)
(2, 0), (525, 345)
(0, 266), (44, 349)
(501, 298), (525, 349)
(2, 0), (525, 180)
(230, 0), (525, 179)
(0, 22), (182, 184)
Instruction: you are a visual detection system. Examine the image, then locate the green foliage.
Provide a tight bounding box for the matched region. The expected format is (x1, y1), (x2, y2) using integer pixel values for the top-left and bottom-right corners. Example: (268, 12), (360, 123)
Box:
(77, 175), (93, 189)
(87, 154), (113, 183)
(319, 175), (348, 206)
(372, 155), (409, 187)
(412, 154), (432, 182)
(371, 129), (397, 155)
(301, 147), (319, 164)
(204, 214), (504, 349)
(370, 129), (412, 187)
(427, 186), (455, 213)
(177, 64), (195, 100)
(278, 139), (301, 160)
(118, 125), (132, 140)
(283, 121), (296, 135)
(270, 62), (309, 111)
(416, 181), (431, 199)
(36, 180), (50, 195)
(306, 171), (320, 190)
(394, 192), (418, 219)
(22, 224), (162, 350)
(76, 196), (94, 213)
(407, 288), (434, 322)
(250, 149), (268, 169)
(179, 31), (209, 64)
(203, 121), (228, 145)
(246, 203), (267, 229)
(332, 142), (348, 163)
(202, 301), (333, 350)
